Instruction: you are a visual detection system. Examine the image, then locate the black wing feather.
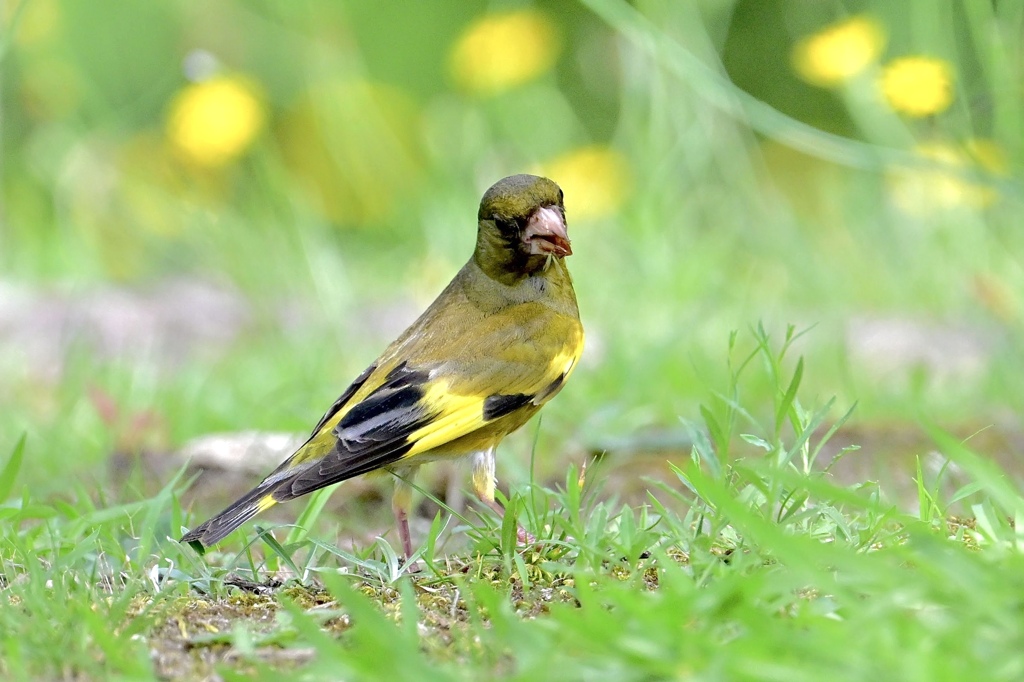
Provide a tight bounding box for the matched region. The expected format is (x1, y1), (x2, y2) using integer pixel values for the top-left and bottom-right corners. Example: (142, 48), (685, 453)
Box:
(272, 363), (438, 501)
(307, 362), (377, 437)
(482, 393), (532, 421)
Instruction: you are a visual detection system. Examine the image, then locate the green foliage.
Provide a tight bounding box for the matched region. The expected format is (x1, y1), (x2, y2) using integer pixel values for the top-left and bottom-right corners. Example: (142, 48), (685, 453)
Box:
(3, 324), (1024, 679)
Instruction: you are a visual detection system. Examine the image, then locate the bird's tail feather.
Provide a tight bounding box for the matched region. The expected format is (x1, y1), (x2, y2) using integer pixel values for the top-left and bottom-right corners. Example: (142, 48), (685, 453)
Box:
(180, 485), (279, 548)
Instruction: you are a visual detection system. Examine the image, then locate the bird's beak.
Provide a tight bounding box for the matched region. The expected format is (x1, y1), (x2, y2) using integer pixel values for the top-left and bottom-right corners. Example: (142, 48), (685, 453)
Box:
(523, 206), (572, 257)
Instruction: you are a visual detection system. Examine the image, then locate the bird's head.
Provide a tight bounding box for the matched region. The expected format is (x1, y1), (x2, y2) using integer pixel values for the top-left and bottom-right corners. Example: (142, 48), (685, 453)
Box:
(474, 174), (571, 282)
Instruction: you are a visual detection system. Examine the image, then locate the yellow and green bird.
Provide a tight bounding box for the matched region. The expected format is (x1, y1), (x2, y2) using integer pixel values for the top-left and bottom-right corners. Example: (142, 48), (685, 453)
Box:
(181, 174), (583, 558)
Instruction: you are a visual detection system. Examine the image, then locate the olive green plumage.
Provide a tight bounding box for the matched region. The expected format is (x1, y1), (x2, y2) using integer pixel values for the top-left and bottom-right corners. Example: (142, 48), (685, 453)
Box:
(181, 174), (583, 556)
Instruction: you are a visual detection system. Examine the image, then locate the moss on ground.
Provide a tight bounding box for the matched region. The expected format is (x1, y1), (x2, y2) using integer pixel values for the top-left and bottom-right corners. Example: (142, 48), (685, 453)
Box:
(139, 550), (673, 678)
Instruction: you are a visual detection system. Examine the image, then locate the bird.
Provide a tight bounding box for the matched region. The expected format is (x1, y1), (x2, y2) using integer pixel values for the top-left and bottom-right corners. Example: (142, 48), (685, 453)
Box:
(180, 174), (583, 561)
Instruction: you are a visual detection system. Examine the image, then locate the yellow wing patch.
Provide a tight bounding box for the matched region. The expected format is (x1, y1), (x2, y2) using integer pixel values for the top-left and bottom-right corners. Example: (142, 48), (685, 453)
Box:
(550, 343), (580, 383)
(405, 381), (487, 455)
(403, 327), (583, 459)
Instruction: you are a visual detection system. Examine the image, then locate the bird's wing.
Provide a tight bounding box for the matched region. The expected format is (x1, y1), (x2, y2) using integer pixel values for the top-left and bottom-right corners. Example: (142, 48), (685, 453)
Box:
(271, 302), (583, 500)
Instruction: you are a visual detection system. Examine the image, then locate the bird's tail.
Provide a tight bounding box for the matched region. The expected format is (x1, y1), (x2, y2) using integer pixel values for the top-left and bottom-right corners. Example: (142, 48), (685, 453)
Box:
(180, 484), (279, 549)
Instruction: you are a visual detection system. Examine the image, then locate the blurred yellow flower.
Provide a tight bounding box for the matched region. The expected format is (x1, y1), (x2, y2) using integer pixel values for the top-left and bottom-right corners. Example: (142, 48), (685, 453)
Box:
(166, 76), (265, 167)
(880, 57), (954, 117)
(887, 140), (1005, 213)
(449, 10), (560, 95)
(542, 146), (630, 220)
(792, 16), (884, 87)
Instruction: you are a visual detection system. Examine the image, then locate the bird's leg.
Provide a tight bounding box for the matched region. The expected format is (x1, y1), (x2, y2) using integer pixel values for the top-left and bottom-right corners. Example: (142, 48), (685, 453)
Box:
(391, 470), (421, 573)
(472, 449), (535, 545)
(394, 506), (415, 560)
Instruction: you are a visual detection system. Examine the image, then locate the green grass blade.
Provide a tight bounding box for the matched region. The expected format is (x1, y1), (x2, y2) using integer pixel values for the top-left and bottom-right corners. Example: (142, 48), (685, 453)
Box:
(0, 434), (27, 503)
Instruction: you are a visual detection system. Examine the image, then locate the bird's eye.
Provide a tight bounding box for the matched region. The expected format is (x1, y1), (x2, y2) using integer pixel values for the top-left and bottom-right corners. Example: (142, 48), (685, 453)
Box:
(495, 217), (519, 234)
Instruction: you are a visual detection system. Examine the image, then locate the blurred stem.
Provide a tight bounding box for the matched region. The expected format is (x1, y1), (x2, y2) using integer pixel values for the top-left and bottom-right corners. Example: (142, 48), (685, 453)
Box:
(839, 74), (916, 149)
(962, 0), (1023, 159)
(583, 0), (1023, 201)
(0, 0), (32, 231)
(583, 0), (904, 169)
(0, 0), (30, 63)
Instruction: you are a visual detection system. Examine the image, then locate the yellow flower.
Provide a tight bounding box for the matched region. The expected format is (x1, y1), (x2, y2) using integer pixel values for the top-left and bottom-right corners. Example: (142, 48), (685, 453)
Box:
(166, 76), (265, 167)
(792, 16), (884, 87)
(542, 146), (630, 220)
(880, 57), (954, 117)
(449, 10), (560, 95)
(887, 140), (1005, 213)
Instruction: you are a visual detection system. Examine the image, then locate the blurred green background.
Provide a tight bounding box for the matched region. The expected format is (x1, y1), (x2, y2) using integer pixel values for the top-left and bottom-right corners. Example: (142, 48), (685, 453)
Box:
(2, 0), (1022, 517)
